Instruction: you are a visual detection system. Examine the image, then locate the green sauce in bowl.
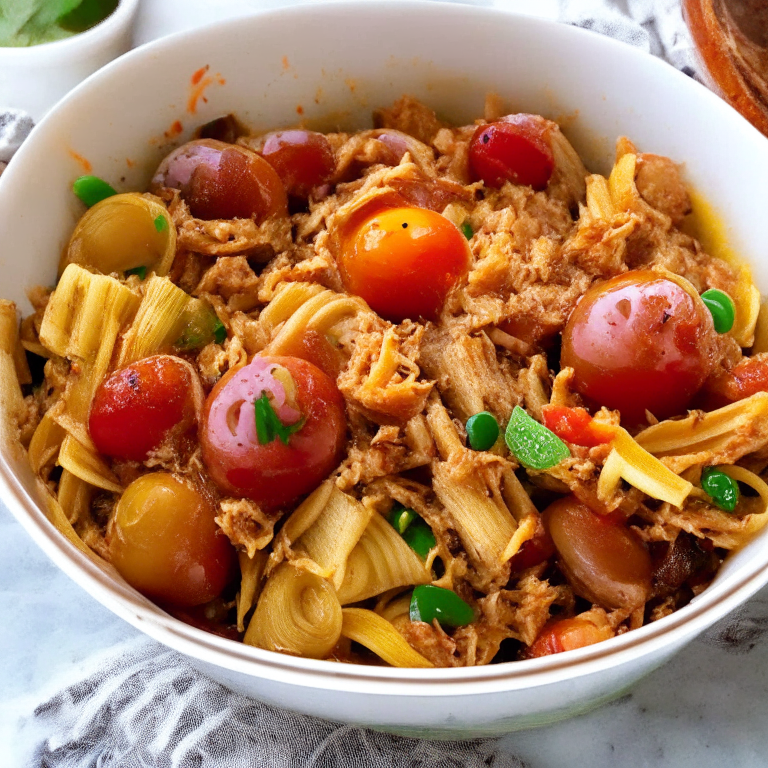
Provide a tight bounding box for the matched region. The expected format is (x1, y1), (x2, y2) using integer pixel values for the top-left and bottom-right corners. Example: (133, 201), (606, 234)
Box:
(0, 0), (119, 47)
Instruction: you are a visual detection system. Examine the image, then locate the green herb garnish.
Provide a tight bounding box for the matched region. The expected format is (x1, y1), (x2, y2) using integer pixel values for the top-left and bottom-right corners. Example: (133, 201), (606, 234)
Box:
(212, 317), (227, 345)
(254, 392), (305, 446)
(153, 214), (168, 233)
(125, 266), (147, 280)
(460, 221), (473, 240)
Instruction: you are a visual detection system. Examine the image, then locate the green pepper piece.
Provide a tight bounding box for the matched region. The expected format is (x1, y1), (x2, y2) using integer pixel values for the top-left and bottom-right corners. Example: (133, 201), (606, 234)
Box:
(701, 289), (735, 334)
(701, 467), (740, 512)
(72, 175), (117, 207)
(410, 585), (474, 628)
(460, 221), (473, 240)
(388, 505), (417, 534)
(125, 266), (147, 280)
(402, 519), (436, 560)
(505, 405), (571, 470)
(466, 411), (499, 451)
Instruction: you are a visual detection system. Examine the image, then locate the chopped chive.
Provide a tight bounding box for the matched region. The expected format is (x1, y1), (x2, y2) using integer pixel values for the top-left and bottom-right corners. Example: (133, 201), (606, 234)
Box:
(212, 318), (227, 344)
(153, 214), (168, 233)
(701, 467), (740, 512)
(389, 505), (417, 534)
(72, 175), (117, 207)
(254, 392), (305, 446)
(410, 585), (474, 628)
(402, 518), (436, 560)
(505, 406), (571, 470)
(125, 266), (147, 280)
(460, 221), (473, 240)
(701, 289), (735, 334)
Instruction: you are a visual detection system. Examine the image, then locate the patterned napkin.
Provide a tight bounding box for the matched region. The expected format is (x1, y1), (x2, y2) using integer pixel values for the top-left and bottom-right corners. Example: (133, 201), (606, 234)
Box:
(2, 1), (700, 765)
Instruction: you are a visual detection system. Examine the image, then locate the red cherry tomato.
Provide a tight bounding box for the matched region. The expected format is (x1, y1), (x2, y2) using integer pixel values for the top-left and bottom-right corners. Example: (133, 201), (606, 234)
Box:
(89, 355), (201, 462)
(260, 130), (335, 199)
(151, 139), (287, 221)
(561, 270), (717, 424)
(526, 616), (613, 658)
(338, 206), (471, 322)
(468, 114), (554, 190)
(200, 355), (346, 510)
(108, 473), (236, 607)
(543, 495), (652, 610)
(508, 515), (556, 572)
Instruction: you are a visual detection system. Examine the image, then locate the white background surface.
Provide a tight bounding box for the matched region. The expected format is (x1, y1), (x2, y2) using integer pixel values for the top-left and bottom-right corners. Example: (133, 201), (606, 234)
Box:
(2, 1), (768, 765)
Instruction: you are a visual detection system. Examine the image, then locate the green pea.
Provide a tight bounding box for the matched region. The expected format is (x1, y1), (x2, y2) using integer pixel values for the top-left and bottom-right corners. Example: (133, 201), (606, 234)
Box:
(388, 505), (417, 534)
(402, 519), (436, 560)
(466, 411), (499, 451)
(505, 406), (571, 470)
(701, 467), (740, 512)
(460, 221), (473, 240)
(701, 289), (735, 334)
(72, 175), (117, 207)
(410, 585), (474, 628)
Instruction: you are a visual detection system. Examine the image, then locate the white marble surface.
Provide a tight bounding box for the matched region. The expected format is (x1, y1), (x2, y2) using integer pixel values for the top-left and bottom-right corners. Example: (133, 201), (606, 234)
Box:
(3, 1), (768, 765)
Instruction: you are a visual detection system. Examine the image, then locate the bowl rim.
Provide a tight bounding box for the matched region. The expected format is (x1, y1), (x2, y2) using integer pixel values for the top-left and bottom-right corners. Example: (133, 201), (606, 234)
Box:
(3, 0), (768, 695)
(0, 0), (139, 56)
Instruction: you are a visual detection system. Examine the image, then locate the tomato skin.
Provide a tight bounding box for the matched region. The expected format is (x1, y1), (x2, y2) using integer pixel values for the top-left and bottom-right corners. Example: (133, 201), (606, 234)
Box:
(89, 355), (200, 462)
(152, 139), (287, 221)
(541, 405), (616, 447)
(260, 130), (335, 199)
(107, 473), (236, 607)
(338, 206), (471, 322)
(200, 355), (346, 510)
(508, 515), (556, 572)
(561, 270), (717, 425)
(468, 115), (554, 190)
(543, 495), (652, 610)
(526, 617), (613, 658)
(697, 356), (768, 410)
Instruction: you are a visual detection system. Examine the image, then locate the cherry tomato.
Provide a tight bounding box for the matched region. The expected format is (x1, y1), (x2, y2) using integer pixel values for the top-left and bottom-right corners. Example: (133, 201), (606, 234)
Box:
(543, 495), (652, 610)
(561, 270), (717, 424)
(89, 355), (201, 462)
(526, 617), (613, 658)
(508, 515), (556, 572)
(200, 355), (346, 510)
(468, 114), (554, 190)
(697, 355), (768, 410)
(260, 130), (335, 199)
(108, 473), (236, 606)
(151, 139), (287, 221)
(338, 206), (471, 322)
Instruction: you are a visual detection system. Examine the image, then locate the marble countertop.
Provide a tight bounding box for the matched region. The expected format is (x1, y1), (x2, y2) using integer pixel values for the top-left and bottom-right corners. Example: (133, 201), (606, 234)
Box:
(3, 1), (768, 765)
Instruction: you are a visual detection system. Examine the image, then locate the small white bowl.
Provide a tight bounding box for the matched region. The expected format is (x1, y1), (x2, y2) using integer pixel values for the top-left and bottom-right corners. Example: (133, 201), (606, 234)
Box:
(2, 1), (768, 739)
(0, 0), (140, 120)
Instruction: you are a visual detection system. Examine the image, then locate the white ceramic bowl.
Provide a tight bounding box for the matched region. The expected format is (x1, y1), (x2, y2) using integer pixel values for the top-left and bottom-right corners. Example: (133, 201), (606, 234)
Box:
(0, 0), (140, 120)
(2, 1), (768, 739)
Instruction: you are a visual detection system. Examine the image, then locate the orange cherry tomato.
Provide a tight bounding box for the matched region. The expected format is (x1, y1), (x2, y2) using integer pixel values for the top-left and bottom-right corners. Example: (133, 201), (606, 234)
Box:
(526, 617), (613, 658)
(338, 206), (471, 322)
(152, 139), (287, 221)
(543, 495), (652, 610)
(561, 270), (717, 424)
(107, 473), (236, 607)
(89, 355), (200, 462)
(541, 405), (616, 448)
